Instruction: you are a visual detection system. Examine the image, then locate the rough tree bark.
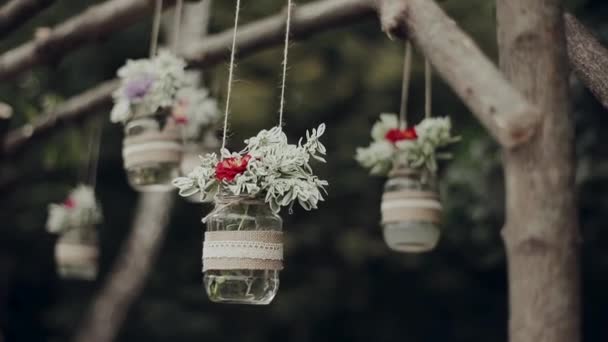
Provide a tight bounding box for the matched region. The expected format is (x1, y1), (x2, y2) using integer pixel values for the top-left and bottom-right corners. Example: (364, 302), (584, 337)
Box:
(72, 192), (175, 342)
(496, 1), (581, 342)
(0, 0), (54, 39)
(564, 13), (608, 111)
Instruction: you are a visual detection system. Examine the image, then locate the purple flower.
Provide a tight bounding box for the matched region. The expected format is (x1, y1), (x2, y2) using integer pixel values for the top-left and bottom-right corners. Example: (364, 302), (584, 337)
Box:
(124, 74), (155, 101)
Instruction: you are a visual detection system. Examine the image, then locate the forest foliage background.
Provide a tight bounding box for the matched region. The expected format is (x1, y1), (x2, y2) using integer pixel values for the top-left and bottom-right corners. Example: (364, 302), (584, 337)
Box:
(1, 0), (607, 341)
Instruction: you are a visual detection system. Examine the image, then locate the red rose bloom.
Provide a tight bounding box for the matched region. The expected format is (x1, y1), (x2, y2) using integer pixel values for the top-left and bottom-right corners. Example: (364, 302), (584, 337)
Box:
(215, 154), (252, 182)
(63, 198), (76, 209)
(173, 115), (189, 125)
(385, 127), (418, 143)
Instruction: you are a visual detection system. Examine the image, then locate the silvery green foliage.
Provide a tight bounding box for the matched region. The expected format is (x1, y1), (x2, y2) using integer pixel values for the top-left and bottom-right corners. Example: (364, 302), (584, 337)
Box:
(356, 113), (458, 176)
(174, 87), (221, 141)
(173, 124), (329, 213)
(111, 50), (188, 123)
(46, 185), (103, 234)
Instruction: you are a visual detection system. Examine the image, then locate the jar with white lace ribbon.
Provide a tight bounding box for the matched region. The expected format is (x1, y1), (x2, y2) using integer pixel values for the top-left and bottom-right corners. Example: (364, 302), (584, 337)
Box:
(55, 224), (98, 280)
(122, 110), (182, 192)
(381, 166), (441, 253)
(203, 190), (283, 305)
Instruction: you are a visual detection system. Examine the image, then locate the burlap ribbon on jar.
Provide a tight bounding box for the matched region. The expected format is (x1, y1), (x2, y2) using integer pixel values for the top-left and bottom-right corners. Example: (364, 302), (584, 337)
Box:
(122, 126), (182, 169)
(381, 189), (442, 224)
(202, 231), (283, 271)
(55, 242), (99, 264)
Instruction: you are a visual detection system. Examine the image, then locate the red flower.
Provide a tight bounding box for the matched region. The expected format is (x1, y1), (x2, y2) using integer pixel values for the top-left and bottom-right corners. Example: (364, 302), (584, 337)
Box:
(215, 154), (252, 182)
(385, 127), (417, 143)
(63, 198), (76, 209)
(173, 115), (189, 125)
(172, 99), (189, 125)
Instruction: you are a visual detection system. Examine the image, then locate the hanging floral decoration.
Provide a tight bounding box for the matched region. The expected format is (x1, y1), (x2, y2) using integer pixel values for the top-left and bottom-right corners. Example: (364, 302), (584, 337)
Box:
(173, 124), (328, 213)
(172, 86), (221, 140)
(355, 113), (459, 176)
(111, 51), (189, 123)
(46, 185), (103, 234)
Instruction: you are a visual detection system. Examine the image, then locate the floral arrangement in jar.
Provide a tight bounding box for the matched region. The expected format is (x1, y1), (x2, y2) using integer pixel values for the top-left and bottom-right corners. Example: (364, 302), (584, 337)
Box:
(111, 50), (188, 123)
(356, 114), (458, 253)
(46, 185), (102, 280)
(110, 51), (189, 191)
(173, 124), (328, 212)
(173, 124), (328, 305)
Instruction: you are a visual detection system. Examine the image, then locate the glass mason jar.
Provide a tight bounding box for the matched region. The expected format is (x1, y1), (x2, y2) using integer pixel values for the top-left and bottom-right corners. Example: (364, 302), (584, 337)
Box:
(122, 112), (182, 192)
(381, 166), (441, 253)
(203, 192), (283, 305)
(54, 225), (98, 280)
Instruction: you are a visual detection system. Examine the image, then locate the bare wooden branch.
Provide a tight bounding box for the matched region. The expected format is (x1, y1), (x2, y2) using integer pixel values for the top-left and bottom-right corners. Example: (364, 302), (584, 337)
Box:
(73, 192), (175, 342)
(564, 13), (608, 111)
(1, 79), (117, 157)
(0, 0), (54, 39)
(0, 0), (176, 81)
(2, 0), (540, 157)
(497, 1), (581, 342)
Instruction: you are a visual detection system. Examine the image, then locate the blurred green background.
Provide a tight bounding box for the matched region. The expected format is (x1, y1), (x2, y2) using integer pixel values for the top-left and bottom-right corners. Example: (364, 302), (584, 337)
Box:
(1, 0), (607, 341)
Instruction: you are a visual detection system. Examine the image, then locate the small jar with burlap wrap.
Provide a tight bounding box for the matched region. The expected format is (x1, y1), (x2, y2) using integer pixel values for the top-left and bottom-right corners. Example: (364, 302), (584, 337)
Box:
(122, 111), (182, 192)
(381, 166), (441, 253)
(55, 225), (98, 280)
(203, 192), (283, 305)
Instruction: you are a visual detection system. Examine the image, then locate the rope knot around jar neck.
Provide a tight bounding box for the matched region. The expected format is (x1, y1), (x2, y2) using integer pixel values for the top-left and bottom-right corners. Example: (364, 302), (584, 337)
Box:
(214, 194), (265, 206)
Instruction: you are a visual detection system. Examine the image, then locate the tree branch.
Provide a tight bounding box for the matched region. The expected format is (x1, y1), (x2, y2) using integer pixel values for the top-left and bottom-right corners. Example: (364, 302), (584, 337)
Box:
(72, 192), (175, 342)
(564, 13), (608, 111)
(0, 0), (176, 81)
(2, 0), (541, 158)
(0, 0), (55, 39)
(1, 79), (117, 158)
(375, 0), (541, 147)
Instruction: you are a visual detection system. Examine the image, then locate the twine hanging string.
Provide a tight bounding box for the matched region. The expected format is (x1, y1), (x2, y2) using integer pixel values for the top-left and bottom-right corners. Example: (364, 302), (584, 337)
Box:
(221, 0), (242, 152)
(399, 41), (413, 129)
(87, 118), (103, 189)
(424, 59), (432, 118)
(172, 0), (184, 53)
(277, 0), (293, 128)
(77, 118), (103, 189)
(149, 0), (164, 57)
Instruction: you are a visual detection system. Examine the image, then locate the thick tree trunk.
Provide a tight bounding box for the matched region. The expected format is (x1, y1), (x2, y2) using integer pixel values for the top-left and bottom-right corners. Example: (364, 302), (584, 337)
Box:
(496, 1), (581, 342)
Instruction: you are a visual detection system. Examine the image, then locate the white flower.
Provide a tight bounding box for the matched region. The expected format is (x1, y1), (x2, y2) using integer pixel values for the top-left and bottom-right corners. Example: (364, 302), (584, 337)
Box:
(173, 87), (221, 140)
(46, 185), (103, 234)
(111, 50), (189, 123)
(371, 113), (399, 141)
(355, 140), (395, 175)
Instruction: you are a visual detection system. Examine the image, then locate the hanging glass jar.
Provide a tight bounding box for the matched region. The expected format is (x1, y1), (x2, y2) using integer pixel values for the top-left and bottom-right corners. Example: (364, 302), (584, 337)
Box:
(203, 189), (283, 305)
(55, 224), (99, 280)
(381, 165), (442, 253)
(122, 110), (182, 192)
